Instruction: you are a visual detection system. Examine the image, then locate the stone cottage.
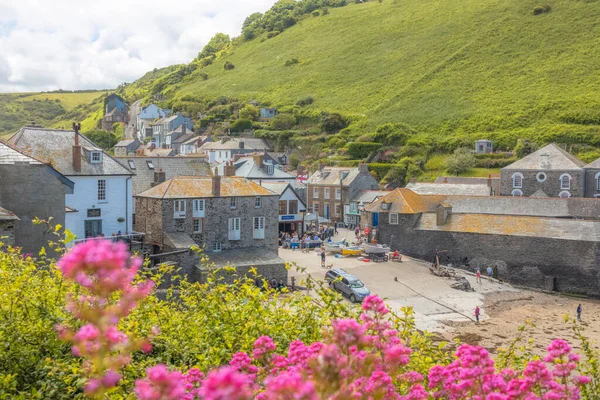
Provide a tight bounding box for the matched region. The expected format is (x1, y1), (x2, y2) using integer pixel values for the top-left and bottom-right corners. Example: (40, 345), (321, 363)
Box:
(134, 175), (285, 283)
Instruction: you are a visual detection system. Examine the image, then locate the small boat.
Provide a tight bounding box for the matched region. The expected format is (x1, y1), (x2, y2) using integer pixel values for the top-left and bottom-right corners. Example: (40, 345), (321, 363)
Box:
(324, 243), (343, 253)
(341, 246), (363, 256)
(362, 244), (391, 255)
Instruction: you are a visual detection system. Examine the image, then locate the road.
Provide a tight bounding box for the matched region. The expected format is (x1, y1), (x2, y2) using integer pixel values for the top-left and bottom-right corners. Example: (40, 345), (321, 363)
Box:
(280, 228), (518, 332)
(125, 100), (141, 139)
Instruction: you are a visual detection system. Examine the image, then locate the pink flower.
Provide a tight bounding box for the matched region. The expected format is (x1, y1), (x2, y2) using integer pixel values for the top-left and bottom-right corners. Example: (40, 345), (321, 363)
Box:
(362, 295), (389, 315)
(262, 370), (318, 400)
(253, 336), (276, 360)
(199, 367), (253, 400)
(332, 319), (367, 348)
(384, 344), (412, 368)
(135, 365), (186, 400)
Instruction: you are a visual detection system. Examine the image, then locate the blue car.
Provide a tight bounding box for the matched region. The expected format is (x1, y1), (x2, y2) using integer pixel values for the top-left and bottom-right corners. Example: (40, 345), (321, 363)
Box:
(324, 268), (371, 303)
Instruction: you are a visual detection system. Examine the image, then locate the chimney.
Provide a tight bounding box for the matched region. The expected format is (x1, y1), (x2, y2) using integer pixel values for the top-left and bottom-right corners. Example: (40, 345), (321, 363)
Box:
(224, 161), (236, 176)
(443, 177), (448, 183)
(358, 162), (369, 174)
(181, 124), (186, 134)
(253, 153), (264, 168)
(72, 122), (82, 172)
(151, 169), (166, 186)
(318, 163), (324, 171)
(410, 177), (416, 184)
(487, 174), (492, 188)
(239, 140), (245, 149)
(212, 171), (221, 197)
(297, 165), (304, 176)
(436, 203), (452, 226)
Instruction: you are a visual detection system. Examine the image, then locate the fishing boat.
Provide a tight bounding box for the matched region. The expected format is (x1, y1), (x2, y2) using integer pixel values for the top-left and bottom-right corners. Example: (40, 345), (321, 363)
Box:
(324, 242), (343, 253)
(362, 243), (391, 255)
(341, 246), (363, 256)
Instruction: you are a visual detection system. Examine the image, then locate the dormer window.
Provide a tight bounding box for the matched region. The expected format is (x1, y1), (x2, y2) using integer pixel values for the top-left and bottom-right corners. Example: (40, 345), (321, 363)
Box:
(146, 160), (155, 170)
(91, 151), (102, 163)
(381, 202), (389, 210)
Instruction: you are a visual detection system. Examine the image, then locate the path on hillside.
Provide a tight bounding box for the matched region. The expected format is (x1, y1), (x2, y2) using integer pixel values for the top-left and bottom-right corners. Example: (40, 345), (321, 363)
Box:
(125, 100), (141, 139)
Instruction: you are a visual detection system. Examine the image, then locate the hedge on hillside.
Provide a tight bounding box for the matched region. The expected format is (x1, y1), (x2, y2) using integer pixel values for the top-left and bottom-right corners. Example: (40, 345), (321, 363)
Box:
(346, 142), (382, 159)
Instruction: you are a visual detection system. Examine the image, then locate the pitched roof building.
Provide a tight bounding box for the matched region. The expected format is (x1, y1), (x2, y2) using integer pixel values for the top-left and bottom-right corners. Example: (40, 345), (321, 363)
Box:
(199, 137), (272, 163)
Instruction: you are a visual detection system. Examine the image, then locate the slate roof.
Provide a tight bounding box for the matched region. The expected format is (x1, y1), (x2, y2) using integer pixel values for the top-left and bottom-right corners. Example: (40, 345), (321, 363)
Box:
(350, 190), (391, 205)
(433, 176), (495, 185)
(259, 182), (307, 208)
(306, 167), (361, 186)
(200, 138), (271, 151)
(164, 231), (197, 249)
(115, 139), (138, 147)
(171, 133), (194, 144)
(203, 248), (284, 268)
(406, 182), (491, 196)
(9, 127), (132, 176)
(417, 213), (600, 242)
(136, 176), (278, 199)
(502, 144), (586, 170)
(584, 157), (600, 169)
(216, 158), (295, 180)
(0, 141), (43, 164)
(364, 189), (429, 214)
(115, 156), (212, 195)
(0, 206), (19, 221)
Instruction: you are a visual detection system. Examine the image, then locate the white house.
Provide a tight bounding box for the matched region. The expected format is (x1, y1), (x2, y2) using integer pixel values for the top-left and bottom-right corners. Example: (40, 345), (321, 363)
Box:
(199, 137), (272, 163)
(10, 126), (134, 240)
(259, 181), (307, 234)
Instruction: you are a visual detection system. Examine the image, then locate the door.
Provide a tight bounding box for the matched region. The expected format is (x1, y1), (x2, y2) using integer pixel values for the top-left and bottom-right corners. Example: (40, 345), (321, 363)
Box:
(324, 204), (330, 219)
(228, 217), (241, 240)
(372, 212), (379, 227)
(84, 220), (102, 238)
(339, 277), (351, 296)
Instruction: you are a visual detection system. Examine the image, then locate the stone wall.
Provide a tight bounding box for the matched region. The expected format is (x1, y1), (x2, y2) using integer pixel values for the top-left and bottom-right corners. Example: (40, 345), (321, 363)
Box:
(0, 164), (68, 254)
(0, 220), (15, 246)
(134, 197), (163, 245)
(585, 168), (600, 198)
(198, 262), (288, 285)
(500, 169), (585, 197)
(376, 213), (600, 297)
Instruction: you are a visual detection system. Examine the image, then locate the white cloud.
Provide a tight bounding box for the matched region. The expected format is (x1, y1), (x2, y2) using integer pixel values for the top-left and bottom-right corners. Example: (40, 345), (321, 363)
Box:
(0, 0), (277, 92)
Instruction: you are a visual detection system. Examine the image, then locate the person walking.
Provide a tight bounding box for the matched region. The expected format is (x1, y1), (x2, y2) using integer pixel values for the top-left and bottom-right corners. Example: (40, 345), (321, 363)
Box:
(320, 247), (326, 268)
(577, 304), (582, 321)
(476, 269), (482, 284)
(487, 266), (493, 278)
(474, 306), (481, 323)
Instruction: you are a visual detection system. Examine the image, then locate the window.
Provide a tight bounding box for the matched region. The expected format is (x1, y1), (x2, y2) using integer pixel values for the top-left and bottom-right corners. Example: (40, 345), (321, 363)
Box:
(335, 205), (341, 216)
(193, 199), (205, 218)
(313, 188), (319, 199)
(230, 197), (237, 209)
(253, 217), (265, 239)
(511, 189), (523, 197)
(193, 218), (202, 233)
(267, 164), (274, 175)
(255, 197), (262, 208)
(288, 200), (298, 214)
(596, 172), (600, 191)
(313, 204), (319, 214)
(324, 188), (330, 199)
(560, 174), (571, 190)
(91, 151), (102, 163)
(381, 202), (389, 211)
(559, 190), (571, 199)
(336, 189), (341, 200)
(128, 160), (136, 170)
(228, 217), (241, 240)
(512, 173), (523, 188)
(97, 179), (106, 201)
(279, 200), (288, 215)
(211, 242), (222, 252)
(350, 202), (358, 212)
(174, 200), (186, 219)
(146, 160), (155, 170)
(389, 213), (399, 225)
(536, 172), (547, 182)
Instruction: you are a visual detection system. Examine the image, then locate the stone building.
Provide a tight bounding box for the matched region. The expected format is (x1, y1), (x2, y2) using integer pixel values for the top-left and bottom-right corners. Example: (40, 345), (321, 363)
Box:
(113, 138), (141, 157)
(134, 175), (285, 283)
(0, 207), (18, 246)
(306, 163), (379, 225)
(584, 158), (600, 198)
(500, 144), (587, 198)
(0, 141), (74, 254)
(362, 188), (600, 296)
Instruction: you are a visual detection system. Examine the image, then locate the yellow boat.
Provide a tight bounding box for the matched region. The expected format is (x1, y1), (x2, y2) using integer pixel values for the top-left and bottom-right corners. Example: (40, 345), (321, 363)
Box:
(341, 247), (363, 256)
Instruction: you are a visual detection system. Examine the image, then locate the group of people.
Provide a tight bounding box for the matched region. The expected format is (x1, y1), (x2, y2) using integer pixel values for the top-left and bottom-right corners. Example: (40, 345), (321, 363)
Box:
(279, 225), (339, 250)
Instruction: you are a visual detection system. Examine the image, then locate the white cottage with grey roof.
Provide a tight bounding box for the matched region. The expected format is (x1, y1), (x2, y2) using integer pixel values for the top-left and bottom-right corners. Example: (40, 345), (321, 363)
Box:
(10, 126), (134, 240)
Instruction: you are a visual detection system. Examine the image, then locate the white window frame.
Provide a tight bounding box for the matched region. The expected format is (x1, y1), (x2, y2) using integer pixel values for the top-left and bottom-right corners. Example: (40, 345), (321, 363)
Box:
(324, 188), (330, 200)
(212, 242), (222, 252)
(97, 179), (106, 201)
(267, 164), (274, 175)
(230, 197), (237, 209)
(559, 190), (571, 199)
(128, 160), (136, 170)
(595, 172), (600, 191)
(228, 217), (241, 240)
(147, 160), (155, 170)
(512, 173), (523, 188)
(389, 213), (399, 225)
(560, 174), (571, 190)
(174, 200), (186, 219)
(313, 188), (319, 199)
(253, 217), (265, 239)
(193, 218), (202, 233)
(255, 197), (262, 208)
(350, 202), (358, 212)
(313, 203), (319, 214)
(335, 189), (342, 200)
(91, 151), (102, 163)
(536, 172), (546, 182)
(511, 189), (523, 197)
(193, 199), (205, 218)
(335, 204), (341, 216)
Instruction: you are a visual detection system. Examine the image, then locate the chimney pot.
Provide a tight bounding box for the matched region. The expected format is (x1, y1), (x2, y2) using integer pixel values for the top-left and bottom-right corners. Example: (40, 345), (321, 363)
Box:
(72, 129), (82, 172)
(212, 172), (221, 196)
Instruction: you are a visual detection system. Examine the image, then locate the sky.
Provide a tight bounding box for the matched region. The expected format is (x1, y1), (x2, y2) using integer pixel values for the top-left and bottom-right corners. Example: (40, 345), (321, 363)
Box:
(0, 0), (277, 93)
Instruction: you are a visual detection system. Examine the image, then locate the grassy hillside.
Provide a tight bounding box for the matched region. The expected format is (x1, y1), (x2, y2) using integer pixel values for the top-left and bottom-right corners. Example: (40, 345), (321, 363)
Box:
(0, 91), (108, 135)
(137, 0), (600, 149)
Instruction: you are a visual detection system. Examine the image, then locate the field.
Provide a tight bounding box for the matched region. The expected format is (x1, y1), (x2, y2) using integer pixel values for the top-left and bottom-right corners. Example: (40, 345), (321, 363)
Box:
(15, 92), (105, 111)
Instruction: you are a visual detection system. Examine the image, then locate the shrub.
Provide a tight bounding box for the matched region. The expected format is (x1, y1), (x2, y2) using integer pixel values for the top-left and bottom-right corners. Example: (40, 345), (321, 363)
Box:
(271, 113), (296, 130)
(321, 113), (346, 133)
(197, 33), (231, 59)
(445, 148), (476, 175)
(199, 72), (208, 81)
(312, 10), (320, 16)
(238, 104), (259, 120)
(296, 96), (314, 107)
(532, 5), (551, 15)
(288, 153), (300, 169)
(230, 118), (253, 132)
(514, 139), (539, 158)
(224, 60), (235, 70)
(285, 58), (300, 66)
(346, 142), (382, 159)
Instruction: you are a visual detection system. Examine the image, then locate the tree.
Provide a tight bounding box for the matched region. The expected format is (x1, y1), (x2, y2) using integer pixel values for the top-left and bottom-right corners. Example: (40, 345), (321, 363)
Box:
(514, 139), (538, 158)
(242, 12), (263, 40)
(288, 153), (300, 169)
(271, 114), (296, 130)
(321, 113), (345, 133)
(230, 118), (253, 132)
(198, 33), (231, 59)
(239, 104), (259, 120)
(86, 129), (121, 150)
(445, 148), (476, 176)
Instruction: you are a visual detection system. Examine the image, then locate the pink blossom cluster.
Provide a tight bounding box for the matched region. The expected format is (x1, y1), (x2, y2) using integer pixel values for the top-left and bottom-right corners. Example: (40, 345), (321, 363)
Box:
(56, 240), (154, 396)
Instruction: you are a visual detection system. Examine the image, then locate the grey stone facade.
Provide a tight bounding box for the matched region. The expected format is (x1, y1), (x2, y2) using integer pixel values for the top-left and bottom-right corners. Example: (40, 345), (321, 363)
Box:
(500, 169), (585, 197)
(585, 168), (600, 198)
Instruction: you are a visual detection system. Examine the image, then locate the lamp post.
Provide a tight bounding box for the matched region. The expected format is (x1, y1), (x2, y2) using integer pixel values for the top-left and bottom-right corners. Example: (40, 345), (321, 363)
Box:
(339, 172), (344, 229)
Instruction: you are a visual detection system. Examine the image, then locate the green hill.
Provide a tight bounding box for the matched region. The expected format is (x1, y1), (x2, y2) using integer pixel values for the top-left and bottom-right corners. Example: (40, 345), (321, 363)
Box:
(121, 0), (600, 151)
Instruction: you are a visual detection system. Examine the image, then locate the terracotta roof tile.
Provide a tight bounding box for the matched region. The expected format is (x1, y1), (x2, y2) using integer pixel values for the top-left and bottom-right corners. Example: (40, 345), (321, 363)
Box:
(136, 176), (278, 199)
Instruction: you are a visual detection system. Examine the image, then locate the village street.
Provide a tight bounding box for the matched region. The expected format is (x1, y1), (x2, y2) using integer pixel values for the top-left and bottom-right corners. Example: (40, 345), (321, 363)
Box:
(125, 99), (141, 139)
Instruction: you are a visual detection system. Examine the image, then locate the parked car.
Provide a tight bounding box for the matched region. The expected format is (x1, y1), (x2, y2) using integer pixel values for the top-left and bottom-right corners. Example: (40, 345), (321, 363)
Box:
(324, 268), (370, 303)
